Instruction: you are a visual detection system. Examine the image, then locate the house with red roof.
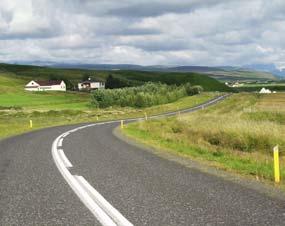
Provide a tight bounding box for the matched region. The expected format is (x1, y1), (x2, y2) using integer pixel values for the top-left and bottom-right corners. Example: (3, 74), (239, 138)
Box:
(25, 80), (66, 92)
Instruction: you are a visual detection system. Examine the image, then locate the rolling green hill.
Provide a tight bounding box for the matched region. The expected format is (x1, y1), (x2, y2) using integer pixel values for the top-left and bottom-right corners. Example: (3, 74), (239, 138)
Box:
(208, 70), (277, 82)
(0, 72), (90, 110)
(112, 70), (232, 92)
(0, 63), (232, 92)
(166, 66), (277, 81)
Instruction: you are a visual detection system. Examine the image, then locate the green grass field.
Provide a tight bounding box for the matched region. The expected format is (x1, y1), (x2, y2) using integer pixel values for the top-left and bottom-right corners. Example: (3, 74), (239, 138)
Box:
(240, 83), (285, 87)
(0, 71), (220, 139)
(123, 93), (285, 185)
(235, 82), (285, 92)
(0, 72), (90, 110)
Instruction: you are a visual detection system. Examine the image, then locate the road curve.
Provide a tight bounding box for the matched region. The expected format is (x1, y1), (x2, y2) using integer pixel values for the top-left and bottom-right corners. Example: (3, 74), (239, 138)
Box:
(1, 94), (285, 225)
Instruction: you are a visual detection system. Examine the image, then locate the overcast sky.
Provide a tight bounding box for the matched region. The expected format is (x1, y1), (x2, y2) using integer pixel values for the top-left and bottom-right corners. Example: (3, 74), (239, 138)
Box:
(0, 0), (284, 68)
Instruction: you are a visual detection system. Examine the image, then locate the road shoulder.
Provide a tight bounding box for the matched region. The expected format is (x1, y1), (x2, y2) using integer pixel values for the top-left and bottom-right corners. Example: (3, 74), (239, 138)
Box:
(114, 126), (285, 201)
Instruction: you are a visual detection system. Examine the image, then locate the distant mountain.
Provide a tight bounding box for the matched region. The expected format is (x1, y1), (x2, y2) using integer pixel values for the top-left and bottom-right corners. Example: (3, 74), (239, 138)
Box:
(48, 63), (277, 81)
(1, 61), (279, 81)
(168, 66), (222, 72)
(243, 64), (285, 79)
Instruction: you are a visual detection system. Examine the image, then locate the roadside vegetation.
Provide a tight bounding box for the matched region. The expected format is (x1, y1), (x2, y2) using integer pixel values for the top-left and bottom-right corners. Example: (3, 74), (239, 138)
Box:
(123, 93), (285, 184)
(92, 82), (203, 108)
(0, 93), (218, 139)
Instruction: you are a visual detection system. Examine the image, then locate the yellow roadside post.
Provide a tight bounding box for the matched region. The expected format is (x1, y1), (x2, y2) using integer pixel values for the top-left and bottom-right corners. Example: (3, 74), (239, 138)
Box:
(273, 145), (280, 184)
(29, 120), (33, 128)
(96, 116), (99, 121)
(144, 112), (148, 120)
(121, 120), (124, 129)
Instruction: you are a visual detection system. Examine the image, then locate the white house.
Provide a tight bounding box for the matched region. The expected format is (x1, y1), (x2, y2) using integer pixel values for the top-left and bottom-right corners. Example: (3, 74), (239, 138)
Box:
(259, 87), (271, 94)
(78, 78), (105, 91)
(231, 82), (241, 87)
(25, 80), (66, 92)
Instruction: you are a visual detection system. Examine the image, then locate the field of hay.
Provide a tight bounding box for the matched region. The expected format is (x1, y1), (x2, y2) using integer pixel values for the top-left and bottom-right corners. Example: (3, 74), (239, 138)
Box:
(124, 93), (285, 184)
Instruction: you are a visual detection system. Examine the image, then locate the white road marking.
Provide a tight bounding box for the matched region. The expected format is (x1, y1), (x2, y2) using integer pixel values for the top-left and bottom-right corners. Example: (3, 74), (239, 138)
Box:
(51, 94), (229, 225)
(58, 138), (63, 147)
(75, 175), (133, 226)
(58, 149), (73, 168)
(52, 124), (134, 226)
(61, 132), (69, 138)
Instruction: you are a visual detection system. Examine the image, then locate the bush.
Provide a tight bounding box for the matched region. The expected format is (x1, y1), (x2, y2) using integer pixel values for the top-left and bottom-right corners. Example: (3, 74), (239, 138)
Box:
(185, 85), (203, 95)
(105, 74), (143, 89)
(91, 82), (202, 108)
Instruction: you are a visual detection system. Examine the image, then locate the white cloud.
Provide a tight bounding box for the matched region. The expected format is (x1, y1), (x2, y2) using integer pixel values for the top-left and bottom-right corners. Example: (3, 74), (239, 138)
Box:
(0, 0), (284, 68)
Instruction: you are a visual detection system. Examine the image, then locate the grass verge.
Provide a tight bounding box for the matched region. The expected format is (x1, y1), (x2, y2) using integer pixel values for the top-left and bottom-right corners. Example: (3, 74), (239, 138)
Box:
(0, 92), (219, 139)
(122, 93), (285, 185)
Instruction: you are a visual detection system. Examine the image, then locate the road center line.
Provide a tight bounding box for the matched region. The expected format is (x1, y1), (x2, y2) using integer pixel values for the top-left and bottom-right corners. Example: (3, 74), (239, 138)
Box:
(51, 94), (229, 225)
(75, 175), (133, 226)
(58, 138), (63, 147)
(52, 124), (134, 226)
(57, 149), (73, 168)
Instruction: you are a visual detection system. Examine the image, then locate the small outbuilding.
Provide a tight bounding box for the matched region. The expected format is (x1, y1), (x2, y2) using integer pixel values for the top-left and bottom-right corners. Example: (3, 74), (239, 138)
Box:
(259, 87), (271, 94)
(78, 78), (105, 91)
(25, 80), (66, 92)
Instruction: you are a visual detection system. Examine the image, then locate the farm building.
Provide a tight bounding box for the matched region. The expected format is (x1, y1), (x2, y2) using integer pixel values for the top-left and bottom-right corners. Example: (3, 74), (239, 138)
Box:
(259, 87), (271, 94)
(25, 80), (66, 92)
(78, 78), (105, 91)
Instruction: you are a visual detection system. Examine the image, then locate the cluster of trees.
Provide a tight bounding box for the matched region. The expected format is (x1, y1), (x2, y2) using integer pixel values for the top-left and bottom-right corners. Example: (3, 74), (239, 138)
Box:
(105, 74), (143, 89)
(91, 82), (203, 108)
(48, 74), (75, 90)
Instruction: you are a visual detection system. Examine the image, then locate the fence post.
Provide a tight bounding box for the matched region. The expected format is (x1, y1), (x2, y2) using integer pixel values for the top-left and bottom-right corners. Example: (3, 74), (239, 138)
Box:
(121, 120), (124, 129)
(273, 145), (280, 184)
(144, 112), (148, 121)
(29, 120), (33, 128)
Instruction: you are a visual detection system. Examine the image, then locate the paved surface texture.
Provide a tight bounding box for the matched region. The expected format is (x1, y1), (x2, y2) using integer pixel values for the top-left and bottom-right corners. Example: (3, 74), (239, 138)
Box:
(1, 94), (285, 225)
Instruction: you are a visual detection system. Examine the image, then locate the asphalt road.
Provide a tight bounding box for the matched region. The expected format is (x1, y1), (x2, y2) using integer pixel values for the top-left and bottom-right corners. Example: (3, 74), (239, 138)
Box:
(1, 94), (285, 225)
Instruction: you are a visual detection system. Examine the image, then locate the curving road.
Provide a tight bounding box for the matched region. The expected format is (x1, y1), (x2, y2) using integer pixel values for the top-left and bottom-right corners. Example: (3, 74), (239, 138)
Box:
(1, 94), (285, 226)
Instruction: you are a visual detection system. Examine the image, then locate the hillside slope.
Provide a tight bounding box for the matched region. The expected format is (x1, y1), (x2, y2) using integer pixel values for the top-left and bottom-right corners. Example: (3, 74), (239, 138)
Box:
(0, 72), (90, 110)
(45, 63), (277, 81)
(0, 63), (232, 92)
(113, 70), (232, 92)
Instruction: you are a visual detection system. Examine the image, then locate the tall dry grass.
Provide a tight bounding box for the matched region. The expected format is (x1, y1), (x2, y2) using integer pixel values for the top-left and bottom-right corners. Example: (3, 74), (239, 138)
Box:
(128, 93), (285, 181)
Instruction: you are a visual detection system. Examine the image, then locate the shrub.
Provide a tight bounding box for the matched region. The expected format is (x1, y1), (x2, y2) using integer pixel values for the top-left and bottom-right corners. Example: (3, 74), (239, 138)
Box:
(185, 85), (203, 95)
(91, 82), (202, 108)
